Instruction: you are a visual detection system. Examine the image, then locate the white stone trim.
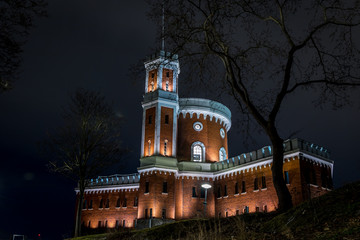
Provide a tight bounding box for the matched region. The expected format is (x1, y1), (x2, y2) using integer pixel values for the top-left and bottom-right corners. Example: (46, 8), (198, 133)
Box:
(76, 184), (140, 194)
(141, 106), (146, 157)
(138, 167), (178, 175)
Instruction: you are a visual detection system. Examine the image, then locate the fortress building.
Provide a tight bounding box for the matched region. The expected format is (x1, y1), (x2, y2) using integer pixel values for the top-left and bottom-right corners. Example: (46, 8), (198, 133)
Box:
(76, 51), (334, 230)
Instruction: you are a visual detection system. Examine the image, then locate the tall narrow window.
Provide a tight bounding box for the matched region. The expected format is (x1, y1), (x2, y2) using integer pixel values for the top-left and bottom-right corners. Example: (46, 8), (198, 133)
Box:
(219, 147), (227, 161)
(123, 198), (127, 207)
(165, 81), (169, 91)
(241, 181), (246, 193)
(262, 176), (266, 189)
(105, 220), (108, 228)
(164, 139), (168, 156)
(200, 187), (205, 198)
(311, 169), (317, 185)
(115, 220), (119, 228)
(191, 142), (205, 162)
(134, 197), (138, 207)
(116, 198), (120, 208)
(163, 182), (168, 193)
(148, 115), (152, 124)
(99, 199), (103, 209)
(255, 206), (260, 213)
(98, 221), (102, 228)
(151, 81), (154, 91)
(254, 178), (259, 190)
(192, 187), (197, 197)
(226, 211), (228, 217)
(263, 205), (268, 213)
(166, 71), (170, 78)
(165, 115), (169, 124)
(150, 208), (153, 218)
(122, 220), (125, 228)
(234, 182), (239, 194)
(82, 199), (87, 209)
(88, 220), (91, 228)
(224, 185), (228, 196)
(284, 171), (290, 184)
(89, 199), (93, 209)
(244, 206), (249, 213)
(145, 181), (149, 193)
(162, 209), (166, 219)
(105, 199), (109, 208)
(145, 209), (148, 219)
(148, 140), (151, 156)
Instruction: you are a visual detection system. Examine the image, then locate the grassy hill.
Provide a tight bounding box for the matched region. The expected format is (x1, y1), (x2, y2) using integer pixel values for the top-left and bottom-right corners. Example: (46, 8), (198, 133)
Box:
(72, 181), (360, 240)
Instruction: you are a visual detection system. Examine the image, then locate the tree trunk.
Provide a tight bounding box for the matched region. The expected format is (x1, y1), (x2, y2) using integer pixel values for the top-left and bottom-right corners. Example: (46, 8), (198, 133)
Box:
(74, 184), (84, 237)
(268, 127), (293, 212)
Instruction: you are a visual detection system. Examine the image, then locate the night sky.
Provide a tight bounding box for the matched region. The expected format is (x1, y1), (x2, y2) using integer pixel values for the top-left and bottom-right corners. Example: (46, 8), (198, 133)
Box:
(0, 1), (359, 240)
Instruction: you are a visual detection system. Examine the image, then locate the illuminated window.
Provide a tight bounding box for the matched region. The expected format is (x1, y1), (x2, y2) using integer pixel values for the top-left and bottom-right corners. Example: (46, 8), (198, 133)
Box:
(165, 81), (169, 91)
(191, 141), (205, 162)
(151, 81), (154, 91)
(148, 140), (151, 156)
(164, 139), (168, 156)
(219, 147), (226, 161)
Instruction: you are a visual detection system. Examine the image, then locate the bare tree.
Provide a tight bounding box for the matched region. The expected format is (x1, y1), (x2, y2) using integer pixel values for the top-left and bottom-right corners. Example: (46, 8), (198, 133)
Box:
(148, 0), (360, 212)
(0, 0), (47, 92)
(43, 89), (125, 237)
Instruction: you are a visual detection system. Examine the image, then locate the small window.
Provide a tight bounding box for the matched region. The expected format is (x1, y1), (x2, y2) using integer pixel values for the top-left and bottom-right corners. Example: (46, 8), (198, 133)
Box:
(116, 198), (120, 208)
(263, 205), (268, 213)
(99, 199), (103, 208)
(88, 220), (91, 228)
(192, 187), (197, 197)
(165, 115), (169, 124)
(225, 211), (228, 217)
(254, 178), (259, 190)
(105, 220), (108, 228)
(98, 221), (102, 228)
(165, 81), (169, 91)
(105, 199), (110, 208)
(145, 181), (149, 193)
(256, 206), (260, 212)
(284, 171), (290, 184)
(166, 71), (170, 78)
(148, 140), (151, 156)
(150, 208), (153, 218)
(311, 169), (317, 185)
(217, 186), (221, 198)
(122, 220), (125, 228)
(236, 209), (240, 215)
(115, 220), (119, 228)
(234, 182), (239, 194)
(123, 198), (127, 207)
(241, 181), (246, 193)
(200, 187), (205, 198)
(151, 81), (155, 91)
(224, 185), (228, 196)
(148, 115), (152, 124)
(145, 209), (148, 219)
(134, 197), (138, 207)
(163, 182), (168, 193)
(219, 147), (227, 161)
(164, 139), (168, 156)
(151, 73), (155, 79)
(244, 206), (249, 213)
(82, 199), (87, 209)
(89, 199), (93, 209)
(262, 176), (266, 189)
(218, 212), (221, 218)
(162, 209), (166, 219)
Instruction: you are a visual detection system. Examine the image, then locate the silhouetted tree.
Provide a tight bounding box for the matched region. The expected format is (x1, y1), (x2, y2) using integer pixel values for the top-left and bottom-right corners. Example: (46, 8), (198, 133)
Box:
(43, 89), (125, 237)
(0, 0), (47, 92)
(148, 0), (360, 212)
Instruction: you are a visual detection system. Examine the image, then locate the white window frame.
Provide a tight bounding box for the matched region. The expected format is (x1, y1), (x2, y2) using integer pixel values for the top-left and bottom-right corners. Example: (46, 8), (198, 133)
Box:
(191, 141), (206, 162)
(219, 147), (227, 161)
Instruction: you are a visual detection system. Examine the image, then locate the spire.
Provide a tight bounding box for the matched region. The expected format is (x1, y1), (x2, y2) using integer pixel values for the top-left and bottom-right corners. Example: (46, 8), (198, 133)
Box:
(161, 2), (165, 51)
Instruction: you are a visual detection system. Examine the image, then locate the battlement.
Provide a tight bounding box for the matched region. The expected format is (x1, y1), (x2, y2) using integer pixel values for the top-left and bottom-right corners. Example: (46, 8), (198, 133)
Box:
(87, 173), (140, 187)
(145, 50), (178, 63)
(214, 138), (331, 171)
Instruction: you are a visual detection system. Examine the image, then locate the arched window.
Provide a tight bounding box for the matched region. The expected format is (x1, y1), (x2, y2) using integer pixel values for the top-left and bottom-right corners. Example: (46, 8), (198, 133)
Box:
(191, 141), (205, 162)
(148, 140), (151, 156)
(165, 81), (169, 91)
(164, 139), (168, 156)
(219, 147), (227, 161)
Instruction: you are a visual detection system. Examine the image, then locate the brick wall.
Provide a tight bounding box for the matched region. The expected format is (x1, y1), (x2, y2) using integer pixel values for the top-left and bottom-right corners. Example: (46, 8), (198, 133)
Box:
(160, 107), (174, 156)
(144, 107), (155, 156)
